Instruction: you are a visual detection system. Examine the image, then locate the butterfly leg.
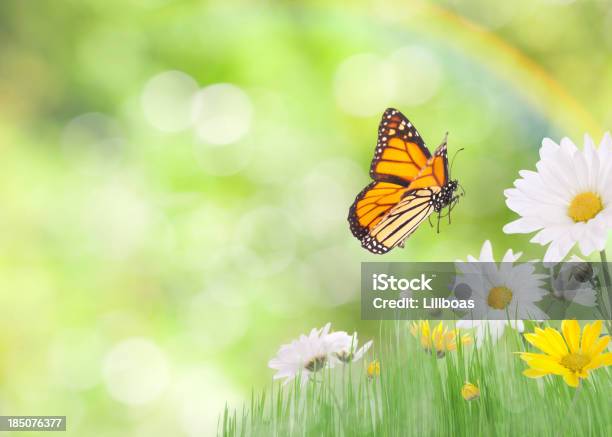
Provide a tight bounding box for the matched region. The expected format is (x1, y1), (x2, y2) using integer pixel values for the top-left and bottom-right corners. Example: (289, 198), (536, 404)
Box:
(447, 195), (460, 224)
(428, 215), (434, 228)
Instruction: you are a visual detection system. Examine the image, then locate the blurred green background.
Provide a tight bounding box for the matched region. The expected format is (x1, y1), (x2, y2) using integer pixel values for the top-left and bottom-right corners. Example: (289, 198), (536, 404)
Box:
(1, 0), (611, 435)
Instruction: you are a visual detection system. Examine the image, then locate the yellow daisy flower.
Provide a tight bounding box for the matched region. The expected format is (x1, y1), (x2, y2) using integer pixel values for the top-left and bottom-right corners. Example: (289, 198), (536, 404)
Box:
(409, 320), (472, 358)
(461, 382), (480, 401)
(519, 320), (612, 387)
(367, 360), (380, 378)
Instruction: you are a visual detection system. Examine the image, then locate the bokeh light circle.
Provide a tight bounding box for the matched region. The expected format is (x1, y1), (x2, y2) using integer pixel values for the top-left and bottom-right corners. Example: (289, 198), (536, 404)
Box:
(388, 46), (443, 106)
(141, 70), (199, 132)
(191, 83), (253, 145)
(334, 53), (396, 117)
(83, 176), (155, 260)
(102, 338), (169, 405)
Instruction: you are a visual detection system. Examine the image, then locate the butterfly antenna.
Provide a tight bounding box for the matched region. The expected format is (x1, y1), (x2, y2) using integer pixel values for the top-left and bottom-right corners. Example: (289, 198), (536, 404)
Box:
(458, 182), (466, 197)
(450, 147), (464, 178)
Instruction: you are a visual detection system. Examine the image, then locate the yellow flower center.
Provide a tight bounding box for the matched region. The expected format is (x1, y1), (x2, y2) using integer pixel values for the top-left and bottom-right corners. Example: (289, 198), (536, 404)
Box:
(560, 353), (590, 372)
(568, 192), (603, 223)
(487, 286), (513, 310)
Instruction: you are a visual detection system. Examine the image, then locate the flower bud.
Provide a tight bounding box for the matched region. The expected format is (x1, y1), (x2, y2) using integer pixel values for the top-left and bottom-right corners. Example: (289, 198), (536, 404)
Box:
(461, 382), (480, 401)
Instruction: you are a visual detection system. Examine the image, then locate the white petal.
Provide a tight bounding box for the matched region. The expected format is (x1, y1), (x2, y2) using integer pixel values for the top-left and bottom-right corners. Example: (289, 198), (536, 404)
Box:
(504, 218), (541, 234)
(571, 147), (590, 193)
(513, 320), (525, 332)
(560, 137), (578, 154)
(578, 225), (607, 256)
(501, 249), (522, 263)
(584, 135), (600, 189)
(543, 234), (575, 263)
(599, 131), (612, 149)
(353, 340), (373, 361)
(540, 137), (560, 160)
(456, 320), (483, 329)
(479, 240), (494, 262)
(320, 323), (332, 337)
(530, 225), (570, 245)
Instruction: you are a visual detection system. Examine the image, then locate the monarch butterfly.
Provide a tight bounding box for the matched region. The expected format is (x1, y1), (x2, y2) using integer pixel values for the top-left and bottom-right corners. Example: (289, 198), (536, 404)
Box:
(348, 108), (461, 254)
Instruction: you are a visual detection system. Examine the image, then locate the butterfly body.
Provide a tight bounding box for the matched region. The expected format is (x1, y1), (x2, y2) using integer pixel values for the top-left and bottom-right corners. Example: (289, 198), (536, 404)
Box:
(348, 108), (460, 254)
(430, 179), (458, 213)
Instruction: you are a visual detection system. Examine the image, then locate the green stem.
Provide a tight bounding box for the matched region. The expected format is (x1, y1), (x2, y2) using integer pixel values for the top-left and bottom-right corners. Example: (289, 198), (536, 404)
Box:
(562, 382), (583, 431)
(570, 382), (582, 408)
(599, 250), (612, 334)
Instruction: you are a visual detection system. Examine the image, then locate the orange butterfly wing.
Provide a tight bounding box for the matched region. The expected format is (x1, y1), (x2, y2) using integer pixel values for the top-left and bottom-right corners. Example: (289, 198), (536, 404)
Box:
(364, 187), (440, 253)
(349, 109), (452, 254)
(370, 108), (432, 185)
(406, 142), (449, 191)
(348, 181), (411, 242)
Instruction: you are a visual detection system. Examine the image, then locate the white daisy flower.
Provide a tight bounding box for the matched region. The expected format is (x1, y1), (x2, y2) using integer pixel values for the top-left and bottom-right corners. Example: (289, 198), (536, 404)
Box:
(268, 323), (337, 386)
(268, 324), (372, 385)
(327, 332), (373, 365)
(453, 240), (548, 345)
(549, 256), (597, 307)
(503, 133), (612, 263)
